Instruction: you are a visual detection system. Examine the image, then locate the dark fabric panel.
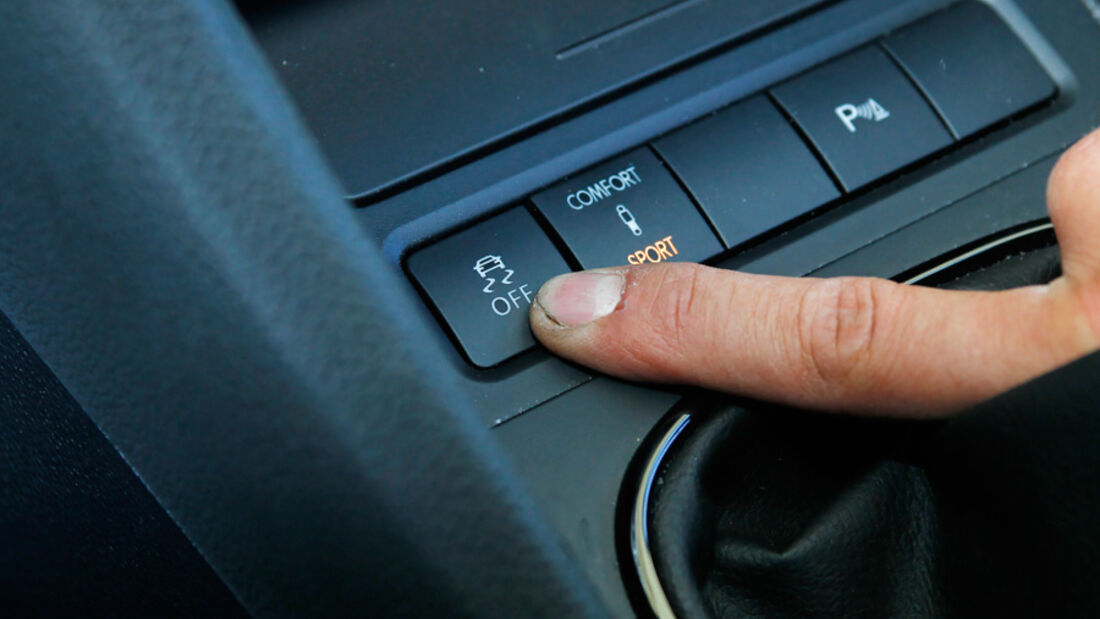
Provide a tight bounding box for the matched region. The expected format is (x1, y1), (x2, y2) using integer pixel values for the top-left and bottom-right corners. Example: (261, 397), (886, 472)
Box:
(0, 310), (247, 618)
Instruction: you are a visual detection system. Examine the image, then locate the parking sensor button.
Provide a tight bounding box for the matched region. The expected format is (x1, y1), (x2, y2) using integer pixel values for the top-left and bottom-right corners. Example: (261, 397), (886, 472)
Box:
(771, 45), (954, 192)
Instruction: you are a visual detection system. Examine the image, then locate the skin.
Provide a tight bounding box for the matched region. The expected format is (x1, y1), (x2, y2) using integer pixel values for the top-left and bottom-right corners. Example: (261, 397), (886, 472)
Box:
(530, 128), (1100, 417)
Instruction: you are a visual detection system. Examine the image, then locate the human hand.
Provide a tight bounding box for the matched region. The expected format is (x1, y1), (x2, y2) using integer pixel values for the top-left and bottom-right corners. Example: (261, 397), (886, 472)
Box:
(530, 129), (1100, 417)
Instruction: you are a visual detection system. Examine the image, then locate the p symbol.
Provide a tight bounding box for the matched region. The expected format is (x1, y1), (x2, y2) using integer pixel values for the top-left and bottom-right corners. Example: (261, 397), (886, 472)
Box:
(835, 104), (860, 133)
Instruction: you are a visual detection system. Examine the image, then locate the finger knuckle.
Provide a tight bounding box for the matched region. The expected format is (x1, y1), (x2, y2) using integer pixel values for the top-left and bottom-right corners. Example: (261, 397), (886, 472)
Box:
(666, 264), (706, 341)
(619, 264), (709, 373)
(796, 277), (887, 392)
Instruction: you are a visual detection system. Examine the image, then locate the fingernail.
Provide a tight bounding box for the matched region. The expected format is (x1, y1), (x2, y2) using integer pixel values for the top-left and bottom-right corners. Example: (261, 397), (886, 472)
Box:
(535, 271), (625, 328)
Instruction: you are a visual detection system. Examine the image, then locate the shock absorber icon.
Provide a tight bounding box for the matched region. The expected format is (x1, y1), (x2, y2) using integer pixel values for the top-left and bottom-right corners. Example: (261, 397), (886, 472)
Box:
(616, 204), (643, 236)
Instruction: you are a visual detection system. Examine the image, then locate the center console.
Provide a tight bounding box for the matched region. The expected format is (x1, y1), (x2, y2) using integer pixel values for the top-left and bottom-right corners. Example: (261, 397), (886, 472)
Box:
(240, 0), (1100, 614)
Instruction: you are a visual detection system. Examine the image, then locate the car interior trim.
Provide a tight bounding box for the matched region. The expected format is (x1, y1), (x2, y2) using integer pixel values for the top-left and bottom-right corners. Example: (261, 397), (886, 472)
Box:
(1084, 0), (1100, 22)
(630, 413), (693, 619)
(901, 221), (1055, 284)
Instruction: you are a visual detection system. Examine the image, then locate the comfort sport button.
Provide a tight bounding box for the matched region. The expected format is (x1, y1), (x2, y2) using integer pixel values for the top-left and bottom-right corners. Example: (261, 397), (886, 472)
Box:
(407, 208), (570, 368)
(531, 147), (722, 269)
(883, 1), (1055, 139)
(654, 96), (840, 248)
(771, 45), (953, 192)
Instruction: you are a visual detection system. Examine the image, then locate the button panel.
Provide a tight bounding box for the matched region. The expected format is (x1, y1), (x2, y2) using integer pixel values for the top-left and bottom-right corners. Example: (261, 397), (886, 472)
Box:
(531, 148), (723, 269)
(406, 4), (1056, 368)
(883, 2), (1056, 140)
(407, 208), (570, 368)
(771, 45), (954, 192)
(653, 95), (840, 248)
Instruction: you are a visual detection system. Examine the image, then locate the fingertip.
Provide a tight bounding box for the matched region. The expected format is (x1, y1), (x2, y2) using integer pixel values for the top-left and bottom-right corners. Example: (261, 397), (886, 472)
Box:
(528, 262), (712, 378)
(1048, 128), (1100, 284)
(531, 270), (625, 330)
(1049, 128), (1100, 212)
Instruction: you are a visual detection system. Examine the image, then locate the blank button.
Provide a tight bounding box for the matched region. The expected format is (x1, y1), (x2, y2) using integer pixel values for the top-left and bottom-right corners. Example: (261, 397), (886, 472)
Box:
(883, 1), (1056, 139)
(654, 96), (839, 248)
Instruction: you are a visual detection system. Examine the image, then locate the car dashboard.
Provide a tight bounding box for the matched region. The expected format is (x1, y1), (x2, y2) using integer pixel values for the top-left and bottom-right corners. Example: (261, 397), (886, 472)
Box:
(2, 0), (1099, 616)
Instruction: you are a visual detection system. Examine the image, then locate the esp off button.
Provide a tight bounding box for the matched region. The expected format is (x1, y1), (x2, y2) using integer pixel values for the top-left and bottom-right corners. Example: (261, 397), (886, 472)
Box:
(407, 208), (570, 368)
(531, 147), (723, 269)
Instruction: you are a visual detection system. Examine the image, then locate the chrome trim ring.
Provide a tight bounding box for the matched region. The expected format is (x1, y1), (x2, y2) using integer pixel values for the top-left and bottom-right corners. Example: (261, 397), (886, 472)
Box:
(631, 413), (692, 619)
(902, 222), (1054, 285)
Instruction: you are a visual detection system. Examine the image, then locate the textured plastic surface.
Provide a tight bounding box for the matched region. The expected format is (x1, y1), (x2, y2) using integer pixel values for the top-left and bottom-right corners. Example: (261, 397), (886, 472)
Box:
(813, 151), (1058, 279)
(654, 95), (840, 248)
(884, 1), (1057, 139)
(531, 147), (722, 268)
(0, 1), (604, 617)
(495, 380), (683, 617)
(242, 0), (828, 199)
(772, 45), (954, 190)
(0, 310), (247, 617)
